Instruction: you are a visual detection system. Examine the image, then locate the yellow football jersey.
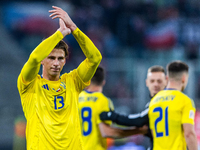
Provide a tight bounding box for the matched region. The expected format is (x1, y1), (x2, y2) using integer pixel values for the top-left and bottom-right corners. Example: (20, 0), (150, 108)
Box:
(148, 89), (196, 150)
(18, 70), (89, 150)
(78, 90), (114, 150)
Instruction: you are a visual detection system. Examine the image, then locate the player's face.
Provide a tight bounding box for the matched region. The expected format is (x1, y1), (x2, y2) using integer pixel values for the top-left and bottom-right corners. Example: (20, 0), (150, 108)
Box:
(146, 72), (167, 97)
(41, 48), (66, 80)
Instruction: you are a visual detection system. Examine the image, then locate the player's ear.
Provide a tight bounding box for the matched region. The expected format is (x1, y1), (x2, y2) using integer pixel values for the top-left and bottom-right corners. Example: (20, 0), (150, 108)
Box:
(165, 76), (168, 85)
(166, 75), (169, 81)
(145, 79), (148, 87)
(181, 74), (186, 83)
(41, 60), (44, 65)
(102, 80), (106, 86)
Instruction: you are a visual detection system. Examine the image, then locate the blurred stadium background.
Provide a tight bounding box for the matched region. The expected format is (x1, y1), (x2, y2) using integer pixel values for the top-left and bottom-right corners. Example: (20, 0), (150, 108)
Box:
(1, 0), (200, 149)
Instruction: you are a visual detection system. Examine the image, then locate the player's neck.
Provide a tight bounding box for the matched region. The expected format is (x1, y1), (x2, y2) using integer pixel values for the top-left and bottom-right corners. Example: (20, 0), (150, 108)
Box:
(166, 82), (182, 91)
(42, 73), (60, 81)
(86, 85), (103, 93)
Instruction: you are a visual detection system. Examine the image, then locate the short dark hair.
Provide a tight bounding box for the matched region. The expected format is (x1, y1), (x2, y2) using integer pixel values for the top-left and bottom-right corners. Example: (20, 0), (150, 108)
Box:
(91, 66), (105, 85)
(167, 60), (189, 79)
(54, 40), (69, 58)
(148, 65), (165, 74)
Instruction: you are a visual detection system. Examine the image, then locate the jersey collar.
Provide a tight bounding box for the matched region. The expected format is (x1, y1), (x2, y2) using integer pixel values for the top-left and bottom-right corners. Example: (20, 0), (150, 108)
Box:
(85, 90), (94, 93)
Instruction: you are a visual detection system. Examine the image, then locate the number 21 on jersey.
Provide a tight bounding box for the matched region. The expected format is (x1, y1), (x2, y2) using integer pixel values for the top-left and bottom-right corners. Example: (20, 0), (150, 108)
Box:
(153, 106), (169, 137)
(81, 107), (92, 136)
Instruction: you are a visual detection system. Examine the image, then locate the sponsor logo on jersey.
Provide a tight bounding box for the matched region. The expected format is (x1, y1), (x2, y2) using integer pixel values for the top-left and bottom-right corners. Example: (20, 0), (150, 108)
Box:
(42, 84), (49, 90)
(189, 110), (194, 119)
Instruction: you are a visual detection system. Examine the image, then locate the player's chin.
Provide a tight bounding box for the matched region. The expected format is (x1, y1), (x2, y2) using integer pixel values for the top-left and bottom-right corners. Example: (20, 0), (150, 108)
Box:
(50, 71), (60, 76)
(154, 90), (160, 95)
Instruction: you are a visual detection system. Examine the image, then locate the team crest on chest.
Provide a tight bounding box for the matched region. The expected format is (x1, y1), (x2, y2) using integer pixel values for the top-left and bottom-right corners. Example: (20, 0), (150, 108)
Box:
(51, 81), (66, 92)
(56, 88), (61, 92)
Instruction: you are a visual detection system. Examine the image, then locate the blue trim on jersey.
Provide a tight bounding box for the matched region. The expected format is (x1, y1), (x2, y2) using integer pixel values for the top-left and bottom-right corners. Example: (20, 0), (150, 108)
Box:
(84, 90), (94, 93)
(46, 84), (49, 90)
(164, 88), (177, 90)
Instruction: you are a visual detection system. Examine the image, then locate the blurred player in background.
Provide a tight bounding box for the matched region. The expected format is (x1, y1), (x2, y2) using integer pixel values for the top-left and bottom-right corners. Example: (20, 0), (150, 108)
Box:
(17, 6), (102, 150)
(79, 66), (147, 150)
(100, 65), (167, 150)
(149, 60), (197, 150)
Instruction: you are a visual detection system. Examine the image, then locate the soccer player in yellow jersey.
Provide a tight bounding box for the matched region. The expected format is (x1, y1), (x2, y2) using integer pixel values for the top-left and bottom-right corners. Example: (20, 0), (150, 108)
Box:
(100, 65), (167, 150)
(79, 66), (147, 150)
(17, 6), (102, 150)
(148, 61), (198, 150)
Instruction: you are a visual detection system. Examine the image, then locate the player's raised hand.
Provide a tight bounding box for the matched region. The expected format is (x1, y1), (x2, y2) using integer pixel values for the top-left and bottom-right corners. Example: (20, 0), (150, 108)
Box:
(49, 6), (77, 32)
(57, 18), (71, 37)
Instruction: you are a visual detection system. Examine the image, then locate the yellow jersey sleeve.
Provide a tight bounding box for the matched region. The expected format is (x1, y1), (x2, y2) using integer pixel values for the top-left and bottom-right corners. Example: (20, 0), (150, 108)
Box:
(72, 28), (102, 83)
(67, 69), (90, 93)
(18, 31), (63, 85)
(182, 97), (196, 125)
(96, 96), (114, 125)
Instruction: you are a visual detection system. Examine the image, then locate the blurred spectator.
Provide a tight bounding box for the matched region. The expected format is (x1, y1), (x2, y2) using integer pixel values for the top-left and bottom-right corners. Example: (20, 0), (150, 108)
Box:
(185, 42), (198, 60)
(3, 0), (200, 59)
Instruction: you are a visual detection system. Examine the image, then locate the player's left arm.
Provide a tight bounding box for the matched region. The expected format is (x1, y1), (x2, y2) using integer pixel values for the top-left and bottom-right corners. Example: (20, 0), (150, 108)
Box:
(182, 98), (197, 150)
(100, 108), (149, 127)
(183, 123), (198, 150)
(73, 28), (102, 83)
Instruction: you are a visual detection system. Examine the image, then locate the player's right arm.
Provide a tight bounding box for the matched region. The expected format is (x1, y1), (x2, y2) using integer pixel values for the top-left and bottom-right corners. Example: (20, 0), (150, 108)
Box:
(20, 31), (63, 83)
(19, 19), (68, 84)
(100, 108), (149, 127)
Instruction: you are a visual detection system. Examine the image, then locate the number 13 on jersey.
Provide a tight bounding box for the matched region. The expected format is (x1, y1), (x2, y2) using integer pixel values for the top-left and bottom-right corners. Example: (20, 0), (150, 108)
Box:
(153, 106), (169, 137)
